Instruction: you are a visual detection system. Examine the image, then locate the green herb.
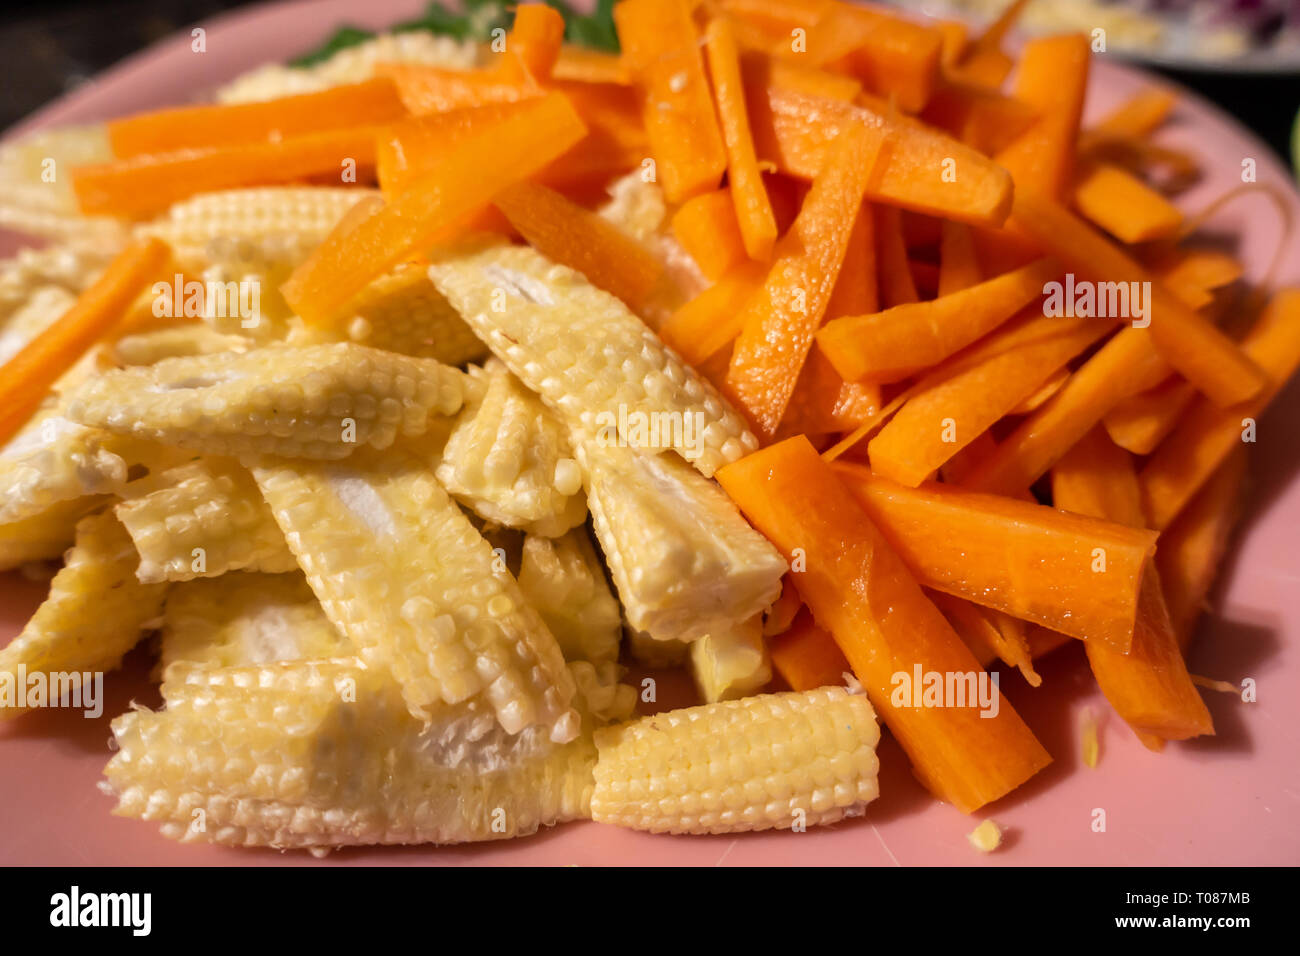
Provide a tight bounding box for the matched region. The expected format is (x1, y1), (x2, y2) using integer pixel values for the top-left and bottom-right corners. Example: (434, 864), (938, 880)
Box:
(289, 25), (377, 67)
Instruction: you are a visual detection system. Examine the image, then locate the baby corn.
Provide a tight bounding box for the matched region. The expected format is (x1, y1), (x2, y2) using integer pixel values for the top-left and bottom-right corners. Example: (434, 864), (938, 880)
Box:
(688, 614), (772, 703)
(0, 411), (131, 524)
(518, 529), (622, 666)
(0, 495), (107, 571)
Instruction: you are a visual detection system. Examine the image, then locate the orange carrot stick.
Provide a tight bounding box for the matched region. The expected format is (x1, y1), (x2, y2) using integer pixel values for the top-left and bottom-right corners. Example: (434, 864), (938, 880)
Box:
(874, 204), (920, 307)
(724, 122), (885, 438)
(920, 80), (1040, 155)
(833, 463), (1155, 651)
(105, 78), (408, 157)
(929, 592), (1040, 686)
(614, 0), (728, 202)
(376, 102), (534, 195)
(552, 46), (631, 85)
(72, 126), (384, 218)
(501, 3), (566, 81)
(1156, 448), (1247, 650)
(749, 51), (862, 102)
(282, 93), (586, 325)
(659, 261), (766, 365)
(1009, 190), (1268, 408)
(1078, 87), (1178, 152)
(937, 219), (982, 296)
(767, 607), (851, 692)
(493, 181), (665, 314)
(0, 237), (171, 444)
(949, 0), (1030, 88)
(1008, 364), (1070, 416)
(1072, 161), (1184, 244)
(817, 257), (1058, 384)
(1102, 377), (1197, 455)
(705, 17), (779, 262)
(1140, 289), (1300, 529)
(763, 575), (804, 637)
(377, 63), (537, 113)
(745, 81), (1014, 226)
(833, 4), (944, 113)
(671, 189), (748, 280)
(717, 436), (1052, 813)
(1051, 427), (1214, 742)
(867, 310), (1111, 486)
(1146, 245), (1244, 301)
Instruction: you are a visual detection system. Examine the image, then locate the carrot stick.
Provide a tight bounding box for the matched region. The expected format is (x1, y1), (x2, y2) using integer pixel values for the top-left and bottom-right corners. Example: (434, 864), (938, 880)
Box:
(920, 80), (1040, 156)
(717, 436), (1052, 813)
(552, 46), (630, 85)
(1009, 190), (1268, 408)
(0, 237), (171, 444)
(1051, 427), (1214, 741)
(937, 220), (982, 296)
(614, 0), (728, 202)
(705, 17), (779, 262)
(376, 102), (534, 195)
(950, 0), (1030, 88)
(767, 607), (851, 691)
(723, 122), (885, 438)
(1078, 87), (1178, 152)
(994, 34), (1089, 200)
(745, 81), (1014, 226)
(659, 261), (766, 365)
(1103, 377), (1197, 455)
(750, 52), (862, 102)
(833, 462), (1155, 650)
(763, 575), (804, 637)
(377, 63), (537, 113)
(1072, 161), (1184, 244)
(817, 257), (1057, 384)
(501, 3), (565, 81)
(834, 5), (943, 113)
(929, 592), (1041, 686)
(1157, 449), (1247, 650)
(671, 189), (748, 281)
(826, 200), (878, 317)
(282, 92), (586, 325)
(1140, 289), (1300, 529)
(874, 204), (920, 307)
(1146, 245), (1244, 301)
(867, 310), (1111, 486)
(493, 181), (665, 314)
(72, 126), (385, 218)
(105, 78), (407, 157)
(935, 19), (969, 66)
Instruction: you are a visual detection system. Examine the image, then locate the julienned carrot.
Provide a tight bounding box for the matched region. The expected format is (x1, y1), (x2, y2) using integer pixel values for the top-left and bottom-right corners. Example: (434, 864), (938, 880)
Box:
(873, 205), (919, 308)
(920, 80), (1040, 156)
(948, 0), (1030, 88)
(767, 608), (851, 692)
(105, 78), (407, 158)
(1009, 365), (1070, 416)
(1078, 87), (1178, 152)
(1103, 377), (1197, 455)
(1009, 190), (1268, 408)
(377, 63), (537, 113)
(763, 575), (804, 637)
(909, 260), (940, 297)
(72, 126), (384, 218)
(614, 0), (727, 202)
(994, 34), (1089, 200)
(1051, 427), (1214, 742)
(1072, 161), (1183, 244)
(935, 19), (968, 65)
(552, 46), (630, 85)
(493, 181), (664, 314)
(282, 93), (586, 325)
(500, 3), (566, 81)
(745, 82), (1014, 227)
(751, 53), (862, 102)
(1140, 289), (1300, 530)
(817, 257), (1058, 384)
(376, 102), (532, 194)
(1157, 449), (1247, 650)
(833, 463), (1155, 651)
(937, 220), (982, 296)
(0, 237), (171, 445)
(1146, 246), (1244, 303)
(659, 261), (765, 365)
(929, 592), (1040, 686)
(705, 17), (779, 262)
(962, 327), (1169, 495)
(671, 190), (747, 280)
(724, 122), (884, 438)
(867, 310), (1111, 487)
(833, 4), (943, 113)
(717, 436), (1052, 814)
(826, 200), (878, 317)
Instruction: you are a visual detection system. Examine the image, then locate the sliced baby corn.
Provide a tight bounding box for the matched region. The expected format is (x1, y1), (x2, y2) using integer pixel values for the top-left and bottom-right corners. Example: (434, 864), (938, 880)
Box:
(0, 511), (166, 719)
(110, 324), (247, 366)
(0, 411), (131, 524)
(518, 529), (622, 666)
(0, 285), (79, 366)
(436, 359), (586, 536)
(105, 656), (624, 849)
(591, 687), (881, 835)
(576, 434), (786, 643)
(0, 495), (107, 571)
(62, 343), (470, 461)
(252, 446), (579, 739)
(0, 244), (111, 325)
(688, 614), (772, 703)
(159, 572), (348, 674)
(115, 458), (297, 583)
(428, 244), (756, 477)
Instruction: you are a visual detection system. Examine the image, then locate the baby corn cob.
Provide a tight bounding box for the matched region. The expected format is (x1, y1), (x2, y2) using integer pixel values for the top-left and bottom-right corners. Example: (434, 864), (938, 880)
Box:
(1, 286), (79, 365)
(0, 511), (167, 718)
(0, 126), (125, 246)
(63, 343), (470, 460)
(518, 529), (622, 665)
(688, 614), (772, 703)
(0, 495), (107, 571)
(0, 411), (131, 524)
(110, 324), (247, 366)
(576, 434), (786, 643)
(105, 656), (627, 849)
(0, 244), (112, 324)
(252, 446), (579, 739)
(590, 687), (881, 835)
(625, 627), (689, 668)
(159, 572), (349, 674)
(115, 458), (298, 583)
(290, 263), (488, 366)
(428, 244), (756, 477)
(436, 359), (587, 536)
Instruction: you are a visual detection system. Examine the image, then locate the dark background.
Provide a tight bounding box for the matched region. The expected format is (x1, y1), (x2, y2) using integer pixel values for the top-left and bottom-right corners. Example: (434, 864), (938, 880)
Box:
(0, 0), (1296, 169)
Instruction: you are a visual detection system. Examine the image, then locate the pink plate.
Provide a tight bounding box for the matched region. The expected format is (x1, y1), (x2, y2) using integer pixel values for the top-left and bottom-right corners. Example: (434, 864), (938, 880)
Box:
(2, 0), (1299, 867)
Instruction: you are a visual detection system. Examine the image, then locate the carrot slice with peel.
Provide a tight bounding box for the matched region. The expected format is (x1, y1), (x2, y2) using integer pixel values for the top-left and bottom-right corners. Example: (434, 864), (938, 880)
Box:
(717, 436), (1052, 814)
(833, 464), (1155, 651)
(0, 237), (171, 444)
